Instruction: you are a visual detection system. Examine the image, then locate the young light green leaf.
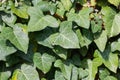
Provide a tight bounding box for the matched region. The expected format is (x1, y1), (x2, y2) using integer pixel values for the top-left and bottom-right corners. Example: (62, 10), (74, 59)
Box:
(61, 0), (72, 11)
(67, 7), (93, 29)
(108, 0), (120, 6)
(94, 31), (107, 52)
(33, 52), (55, 73)
(41, 78), (47, 80)
(11, 64), (39, 80)
(28, 6), (59, 32)
(56, 2), (66, 18)
(2, 24), (29, 53)
(49, 21), (80, 48)
(86, 55), (102, 80)
(84, 50), (103, 80)
(11, 2), (28, 19)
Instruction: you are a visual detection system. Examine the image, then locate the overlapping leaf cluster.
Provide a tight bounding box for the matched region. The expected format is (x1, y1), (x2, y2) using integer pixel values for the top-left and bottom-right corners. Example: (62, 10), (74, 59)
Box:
(0, 0), (120, 80)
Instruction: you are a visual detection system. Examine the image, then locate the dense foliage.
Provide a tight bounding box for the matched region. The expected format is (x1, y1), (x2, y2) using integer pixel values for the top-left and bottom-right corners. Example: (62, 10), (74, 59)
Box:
(0, 0), (120, 80)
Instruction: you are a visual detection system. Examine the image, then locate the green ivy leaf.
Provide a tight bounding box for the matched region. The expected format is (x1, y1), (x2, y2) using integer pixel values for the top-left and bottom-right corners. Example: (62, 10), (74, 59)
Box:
(96, 46), (118, 73)
(32, 0), (42, 6)
(36, 28), (55, 48)
(82, 29), (93, 47)
(104, 76), (117, 80)
(0, 0), (120, 80)
(76, 29), (93, 48)
(2, 24), (29, 53)
(71, 66), (79, 80)
(33, 52), (55, 73)
(111, 39), (120, 52)
(28, 6), (59, 32)
(76, 29), (85, 47)
(0, 71), (11, 80)
(72, 55), (81, 66)
(1, 12), (16, 27)
(37, 1), (56, 15)
(0, 34), (16, 61)
(110, 13), (120, 37)
(5, 54), (20, 67)
(91, 16), (102, 33)
(67, 7), (93, 29)
(54, 59), (72, 80)
(61, 0), (72, 11)
(53, 46), (67, 60)
(97, 0), (108, 6)
(86, 53), (102, 80)
(103, 53), (118, 73)
(79, 0), (87, 5)
(105, 55), (118, 72)
(94, 31), (107, 52)
(49, 21), (80, 48)
(11, 64), (39, 80)
(55, 71), (65, 80)
(99, 68), (110, 80)
(78, 68), (89, 79)
(102, 7), (120, 37)
(56, 2), (66, 18)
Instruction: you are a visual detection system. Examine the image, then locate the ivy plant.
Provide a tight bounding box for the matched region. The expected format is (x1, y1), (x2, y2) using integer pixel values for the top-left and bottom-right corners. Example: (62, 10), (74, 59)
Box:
(0, 0), (120, 80)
